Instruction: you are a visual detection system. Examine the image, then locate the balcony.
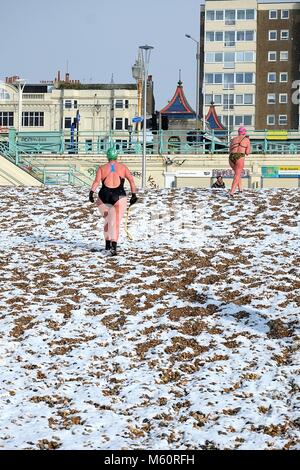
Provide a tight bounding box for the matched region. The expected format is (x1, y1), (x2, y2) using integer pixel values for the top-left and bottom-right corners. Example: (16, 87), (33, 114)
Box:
(223, 104), (235, 111)
(224, 41), (236, 47)
(223, 83), (235, 90)
(225, 19), (236, 26)
(223, 62), (235, 69)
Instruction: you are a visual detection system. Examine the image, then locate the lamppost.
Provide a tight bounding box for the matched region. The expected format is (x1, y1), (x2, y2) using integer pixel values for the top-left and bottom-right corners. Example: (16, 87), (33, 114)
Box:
(132, 50), (143, 143)
(139, 44), (154, 189)
(14, 78), (26, 132)
(128, 124), (133, 152)
(185, 34), (200, 128)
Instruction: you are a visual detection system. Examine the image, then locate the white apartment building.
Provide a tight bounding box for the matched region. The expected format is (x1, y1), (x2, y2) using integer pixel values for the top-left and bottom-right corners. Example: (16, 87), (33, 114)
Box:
(200, 0), (300, 131)
(201, 0), (257, 130)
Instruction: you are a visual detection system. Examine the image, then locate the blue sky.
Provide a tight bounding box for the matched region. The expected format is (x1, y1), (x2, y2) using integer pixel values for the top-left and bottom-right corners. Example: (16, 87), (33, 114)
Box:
(2, 0), (202, 110)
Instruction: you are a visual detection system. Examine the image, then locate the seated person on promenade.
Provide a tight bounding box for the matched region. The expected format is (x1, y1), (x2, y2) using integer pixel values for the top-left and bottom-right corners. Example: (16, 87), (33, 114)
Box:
(211, 175), (225, 189)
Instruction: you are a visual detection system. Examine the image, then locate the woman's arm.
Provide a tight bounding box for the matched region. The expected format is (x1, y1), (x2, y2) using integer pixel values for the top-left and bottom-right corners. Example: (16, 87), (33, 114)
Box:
(124, 166), (137, 193)
(91, 166), (102, 192)
(245, 139), (251, 156)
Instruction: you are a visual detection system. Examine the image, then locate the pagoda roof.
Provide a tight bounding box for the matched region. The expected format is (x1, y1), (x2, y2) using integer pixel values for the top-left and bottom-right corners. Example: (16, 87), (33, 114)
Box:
(205, 101), (227, 131)
(160, 80), (196, 119)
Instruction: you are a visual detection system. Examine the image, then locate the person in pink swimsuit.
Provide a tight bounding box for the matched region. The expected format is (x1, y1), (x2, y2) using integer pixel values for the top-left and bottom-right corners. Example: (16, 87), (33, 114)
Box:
(228, 127), (251, 196)
(89, 148), (137, 255)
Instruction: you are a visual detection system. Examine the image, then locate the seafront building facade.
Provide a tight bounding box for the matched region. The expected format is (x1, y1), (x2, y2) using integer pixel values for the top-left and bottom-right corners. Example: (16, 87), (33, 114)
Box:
(200, 0), (300, 131)
(0, 74), (147, 151)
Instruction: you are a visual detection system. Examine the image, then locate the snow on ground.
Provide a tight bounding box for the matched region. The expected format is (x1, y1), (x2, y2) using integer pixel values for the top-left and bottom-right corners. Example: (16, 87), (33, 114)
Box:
(0, 186), (299, 450)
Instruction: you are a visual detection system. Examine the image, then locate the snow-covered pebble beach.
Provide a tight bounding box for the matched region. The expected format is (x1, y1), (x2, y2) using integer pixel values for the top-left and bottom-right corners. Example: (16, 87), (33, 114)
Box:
(0, 186), (299, 450)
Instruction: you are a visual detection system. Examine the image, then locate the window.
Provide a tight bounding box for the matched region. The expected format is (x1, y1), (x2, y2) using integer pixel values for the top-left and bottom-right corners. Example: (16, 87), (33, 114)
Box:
(280, 51), (288, 61)
(243, 116), (252, 126)
(267, 93), (276, 104)
(214, 95), (222, 105)
(279, 114), (287, 125)
(225, 31), (235, 47)
(236, 51), (255, 62)
(235, 115), (243, 126)
(280, 72), (288, 82)
(215, 32), (224, 41)
(224, 94), (234, 110)
(279, 93), (288, 103)
(267, 115), (275, 125)
(206, 32), (214, 42)
(114, 99), (129, 109)
(205, 74), (214, 84)
(244, 52), (255, 62)
(22, 111), (44, 127)
(236, 95), (243, 105)
(269, 30), (277, 40)
(246, 10), (255, 20)
(115, 100), (123, 109)
(64, 99), (77, 109)
(205, 94), (213, 105)
(215, 10), (224, 20)
(206, 11), (214, 21)
(281, 10), (289, 19)
(224, 52), (235, 67)
(224, 73), (235, 88)
(245, 31), (254, 41)
(245, 73), (254, 84)
(215, 53), (223, 62)
(114, 118), (123, 130)
(0, 111), (14, 126)
(281, 30), (289, 40)
(64, 117), (72, 129)
(268, 72), (276, 83)
(206, 94), (222, 105)
(268, 51), (277, 61)
(215, 74), (222, 84)
(64, 100), (72, 109)
(244, 94), (253, 105)
(205, 53), (214, 63)
(269, 10), (278, 20)
(225, 10), (235, 24)
(222, 115), (234, 127)
(236, 9), (255, 20)
(233, 115), (252, 126)
(0, 88), (10, 100)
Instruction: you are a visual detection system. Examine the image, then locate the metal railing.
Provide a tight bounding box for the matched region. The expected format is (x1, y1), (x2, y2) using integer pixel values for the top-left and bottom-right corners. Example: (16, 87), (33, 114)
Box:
(2, 129), (300, 158)
(0, 141), (90, 186)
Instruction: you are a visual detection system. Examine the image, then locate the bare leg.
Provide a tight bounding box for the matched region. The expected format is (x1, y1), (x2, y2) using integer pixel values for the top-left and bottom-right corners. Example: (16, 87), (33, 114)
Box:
(230, 158), (245, 195)
(111, 197), (128, 242)
(96, 198), (111, 241)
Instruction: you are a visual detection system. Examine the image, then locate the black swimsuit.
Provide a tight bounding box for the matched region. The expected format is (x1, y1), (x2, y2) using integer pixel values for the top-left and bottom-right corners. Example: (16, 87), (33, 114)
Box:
(98, 176), (126, 206)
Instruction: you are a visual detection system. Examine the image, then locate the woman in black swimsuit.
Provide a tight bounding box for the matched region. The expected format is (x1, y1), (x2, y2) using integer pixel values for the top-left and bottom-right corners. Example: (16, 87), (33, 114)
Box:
(89, 148), (137, 255)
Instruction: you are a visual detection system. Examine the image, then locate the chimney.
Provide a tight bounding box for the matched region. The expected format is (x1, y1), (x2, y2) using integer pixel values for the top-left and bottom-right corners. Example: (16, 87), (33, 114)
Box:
(57, 70), (61, 82)
(65, 73), (70, 83)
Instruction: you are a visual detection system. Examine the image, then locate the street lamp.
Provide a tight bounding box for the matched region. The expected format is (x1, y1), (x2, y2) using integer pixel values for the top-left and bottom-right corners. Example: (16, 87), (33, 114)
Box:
(132, 50), (143, 143)
(185, 34), (200, 128)
(139, 44), (154, 189)
(14, 78), (26, 132)
(128, 124), (133, 151)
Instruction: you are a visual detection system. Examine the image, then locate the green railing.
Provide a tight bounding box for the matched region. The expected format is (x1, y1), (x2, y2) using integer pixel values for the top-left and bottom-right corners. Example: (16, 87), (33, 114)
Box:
(0, 141), (90, 186)
(3, 128), (300, 157)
